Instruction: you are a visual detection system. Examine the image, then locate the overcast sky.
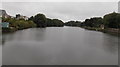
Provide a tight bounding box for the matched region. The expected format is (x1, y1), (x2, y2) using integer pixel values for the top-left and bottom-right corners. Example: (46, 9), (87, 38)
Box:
(2, 2), (118, 22)
(1, 0), (120, 2)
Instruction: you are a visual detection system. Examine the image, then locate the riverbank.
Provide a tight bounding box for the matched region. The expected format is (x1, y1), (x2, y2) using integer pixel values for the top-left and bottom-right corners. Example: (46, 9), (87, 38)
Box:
(82, 26), (120, 35)
(2, 27), (32, 33)
(2, 26), (120, 35)
(2, 27), (17, 33)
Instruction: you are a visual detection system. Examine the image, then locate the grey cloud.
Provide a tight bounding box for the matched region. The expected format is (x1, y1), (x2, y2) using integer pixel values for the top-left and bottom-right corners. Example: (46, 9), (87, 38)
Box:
(2, 2), (118, 22)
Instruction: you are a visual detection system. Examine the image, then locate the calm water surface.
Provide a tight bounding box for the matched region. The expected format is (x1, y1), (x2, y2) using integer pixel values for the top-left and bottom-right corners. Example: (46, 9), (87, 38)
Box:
(2, 27), (118, 65)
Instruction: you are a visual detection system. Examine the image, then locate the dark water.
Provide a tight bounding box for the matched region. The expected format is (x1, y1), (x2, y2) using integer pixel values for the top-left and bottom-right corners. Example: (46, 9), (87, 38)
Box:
(2, 27), (118, 65)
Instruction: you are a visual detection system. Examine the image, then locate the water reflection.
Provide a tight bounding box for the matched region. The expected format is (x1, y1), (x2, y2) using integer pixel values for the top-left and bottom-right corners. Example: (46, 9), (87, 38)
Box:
(0, 31), (2, 66)
(102, 33), (118, 54)
(2, 27), (118, 65)
(30, 28), (46, 41)
(2, 32), (16, 45)
(2, 28), (46, 45)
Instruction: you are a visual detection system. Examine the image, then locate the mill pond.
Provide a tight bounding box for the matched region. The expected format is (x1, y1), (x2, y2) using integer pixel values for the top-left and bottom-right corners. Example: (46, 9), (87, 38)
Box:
(2, 27), (118, 65)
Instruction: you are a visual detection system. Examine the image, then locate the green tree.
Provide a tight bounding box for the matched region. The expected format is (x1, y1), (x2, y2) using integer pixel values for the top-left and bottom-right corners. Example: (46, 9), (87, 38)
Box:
(65, 21), (81, 27)
(28, 16), (34, 21)
(103, 12), (120, 28)
(33, 14), (47, 27)
(82, 17), (103, 28)
(52, 19), (64, 27)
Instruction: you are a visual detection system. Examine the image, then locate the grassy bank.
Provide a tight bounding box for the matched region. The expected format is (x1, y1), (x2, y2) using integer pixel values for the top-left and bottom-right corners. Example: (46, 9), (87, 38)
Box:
(2, 27), (17, 33)
(2, 17), (37, 33)
(82, 26), (120, 35)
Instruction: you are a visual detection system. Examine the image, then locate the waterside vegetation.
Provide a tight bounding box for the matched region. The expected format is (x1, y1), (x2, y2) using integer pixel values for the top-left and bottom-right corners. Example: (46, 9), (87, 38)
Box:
(1, 10), (120, 34)
(65, 12), (120, 34)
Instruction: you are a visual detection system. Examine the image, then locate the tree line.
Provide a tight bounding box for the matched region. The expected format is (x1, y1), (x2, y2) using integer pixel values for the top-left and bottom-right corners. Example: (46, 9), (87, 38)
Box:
(2, 18), (36, 30)
(2, 13), (64, 32)
(28, 14), (64, 27)
(2, 12), (120, 33)
(65, 12), (120, 29)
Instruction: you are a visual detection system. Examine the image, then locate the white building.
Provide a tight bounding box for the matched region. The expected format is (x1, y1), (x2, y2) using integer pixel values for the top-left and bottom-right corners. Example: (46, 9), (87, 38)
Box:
(0, 10), (11, 18)
(16, 14), (29, 20)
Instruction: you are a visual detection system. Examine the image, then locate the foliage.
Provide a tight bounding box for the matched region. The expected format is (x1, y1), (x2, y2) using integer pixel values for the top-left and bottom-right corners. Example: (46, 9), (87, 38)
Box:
(32, 14), (47, 27)
(2, 11), (120, 33)
(2, 17), (36, 30)
(81, 12), (120, 29)
(103, 12), (120, 28)
(52, 19), (64, 27)
(29, 14), (64, 27)
(81, 17), (103, 28)
(65, 21), (81, 27)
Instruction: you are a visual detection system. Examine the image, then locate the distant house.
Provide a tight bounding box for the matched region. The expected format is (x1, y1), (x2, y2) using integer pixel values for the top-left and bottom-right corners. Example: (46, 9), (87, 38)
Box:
(16, 14), (28, 20)
(0, 10), (11, 18)
(100, 24), (104, 29)
(1, 22), (9, 28)
(23, 16), (29, 20)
